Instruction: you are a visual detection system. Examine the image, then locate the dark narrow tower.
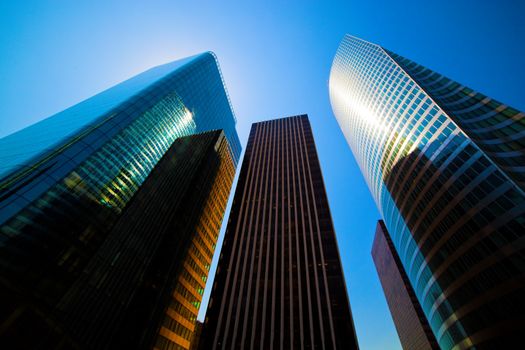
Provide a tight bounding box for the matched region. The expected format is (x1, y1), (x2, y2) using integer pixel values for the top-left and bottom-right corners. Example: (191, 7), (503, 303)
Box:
(200, 115), (359, 349)
(372, 220), (440, 350)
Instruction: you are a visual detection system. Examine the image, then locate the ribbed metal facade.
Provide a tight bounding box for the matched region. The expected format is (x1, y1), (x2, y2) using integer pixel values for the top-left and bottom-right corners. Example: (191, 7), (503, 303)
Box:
(0, 53), (240, 349)
(200, 115), (359, 350)
(372, 220), (440, 350)
(330, 35), (525, 349)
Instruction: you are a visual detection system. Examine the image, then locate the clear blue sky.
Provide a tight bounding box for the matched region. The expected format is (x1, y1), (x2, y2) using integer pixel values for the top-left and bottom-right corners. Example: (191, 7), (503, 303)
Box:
(1, 1), (523, 349)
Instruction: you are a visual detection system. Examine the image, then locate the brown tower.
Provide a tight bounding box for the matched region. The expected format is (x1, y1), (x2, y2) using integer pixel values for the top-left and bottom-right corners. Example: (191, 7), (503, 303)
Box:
(372, 220), (440, 350)
(200, 115), (359, 349)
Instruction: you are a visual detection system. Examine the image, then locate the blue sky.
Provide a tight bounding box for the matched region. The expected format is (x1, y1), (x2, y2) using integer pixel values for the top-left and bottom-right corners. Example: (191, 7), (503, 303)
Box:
(1, 1), (524, 349)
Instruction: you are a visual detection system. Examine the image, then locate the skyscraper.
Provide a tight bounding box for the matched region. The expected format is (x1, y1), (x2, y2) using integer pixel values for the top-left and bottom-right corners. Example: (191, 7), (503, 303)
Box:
(372, 220), (440, 350)
(58, 130), (235, 350)
(329, 35), (525, 349)
(0, 53), (240, 349)
(199, 115), (359, 349)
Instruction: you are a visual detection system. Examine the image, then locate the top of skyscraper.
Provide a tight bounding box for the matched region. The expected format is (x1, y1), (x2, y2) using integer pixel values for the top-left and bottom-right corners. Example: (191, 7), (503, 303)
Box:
(0, 51), (239, 181)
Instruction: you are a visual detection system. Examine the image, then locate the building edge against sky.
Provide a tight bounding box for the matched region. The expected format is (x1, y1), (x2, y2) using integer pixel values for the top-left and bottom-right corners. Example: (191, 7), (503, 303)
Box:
(329, 34), (525, 349)
(0, 52), (240, 349)
(0, 51), (241, 181)
(372, 220), (440, 350)
(200, 115), (359, 349)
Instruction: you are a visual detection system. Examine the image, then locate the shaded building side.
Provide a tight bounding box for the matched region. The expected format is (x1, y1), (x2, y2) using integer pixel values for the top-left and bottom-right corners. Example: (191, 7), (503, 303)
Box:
(152, 131), (236, 350)
(0, 131), (234, 349)
(372, 220), (440, 350)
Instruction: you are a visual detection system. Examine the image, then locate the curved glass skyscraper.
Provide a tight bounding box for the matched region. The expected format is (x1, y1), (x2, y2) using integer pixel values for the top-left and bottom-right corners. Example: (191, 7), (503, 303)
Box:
(329, 35), (525, 349)
(0, 52), (240, 349)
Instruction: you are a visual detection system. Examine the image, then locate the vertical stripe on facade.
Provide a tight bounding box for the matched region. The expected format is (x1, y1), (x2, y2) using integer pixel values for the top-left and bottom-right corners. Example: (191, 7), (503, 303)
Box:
(200, 115), (359, 350)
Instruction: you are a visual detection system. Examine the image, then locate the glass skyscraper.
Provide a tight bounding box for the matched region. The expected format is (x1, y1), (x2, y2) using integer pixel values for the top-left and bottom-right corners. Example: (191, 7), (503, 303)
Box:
(58, 130), (235, 350)
(330, 35), (525, 349)
(0, 52), (240, 349)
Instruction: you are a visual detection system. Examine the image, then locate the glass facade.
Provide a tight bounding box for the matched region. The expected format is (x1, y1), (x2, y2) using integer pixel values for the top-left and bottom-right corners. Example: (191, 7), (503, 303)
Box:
(0, 53), (240, 180)
(387, 50), (525, 191)
(330, 35), (525, 349)
(55, 131), (235, 350)
(0, 52), (240, 348)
